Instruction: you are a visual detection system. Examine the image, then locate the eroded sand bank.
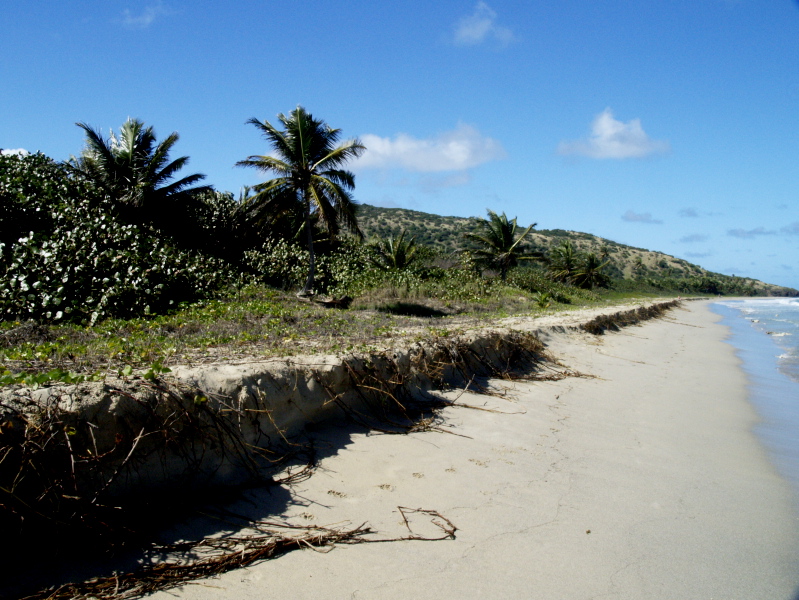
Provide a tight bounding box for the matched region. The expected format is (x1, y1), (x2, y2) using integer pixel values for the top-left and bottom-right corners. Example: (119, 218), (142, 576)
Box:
(147, 301), (799, 599)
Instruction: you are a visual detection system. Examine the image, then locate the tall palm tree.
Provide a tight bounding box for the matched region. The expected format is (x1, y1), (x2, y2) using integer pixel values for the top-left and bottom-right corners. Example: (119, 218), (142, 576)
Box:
(70, 119), (211, 231)
(463, 210), (536, 281)
(236, 106), (365, 296)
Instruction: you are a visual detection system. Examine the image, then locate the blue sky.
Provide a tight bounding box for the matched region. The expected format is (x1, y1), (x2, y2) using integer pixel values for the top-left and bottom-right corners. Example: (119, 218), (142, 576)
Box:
(2, 0), (798, 288)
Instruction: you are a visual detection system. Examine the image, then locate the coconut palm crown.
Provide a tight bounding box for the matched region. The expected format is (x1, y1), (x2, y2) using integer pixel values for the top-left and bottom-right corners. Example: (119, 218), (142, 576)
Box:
(463, 209), (536, 280)
(369, 229), (419, 271)
(547, 239), (580, 283)
(70, 118), (211, 229)
(573, 251), (610, 289)
(236, 106), (366, 296)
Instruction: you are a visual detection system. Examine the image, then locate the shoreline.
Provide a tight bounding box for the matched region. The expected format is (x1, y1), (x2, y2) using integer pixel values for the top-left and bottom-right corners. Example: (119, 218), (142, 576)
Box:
(137, 300), (799, 600)
(711, 299), (799, 504)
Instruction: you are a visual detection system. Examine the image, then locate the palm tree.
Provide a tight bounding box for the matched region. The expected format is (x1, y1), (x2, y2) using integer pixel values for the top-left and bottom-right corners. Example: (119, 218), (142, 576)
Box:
(547, 240), (580, 283)
(369, 229), (419, 270)
(573, 252), (609, 289)
(70, 118), (211, 231)
(236, 107), (365, 296)
(463, 210), (536, 281)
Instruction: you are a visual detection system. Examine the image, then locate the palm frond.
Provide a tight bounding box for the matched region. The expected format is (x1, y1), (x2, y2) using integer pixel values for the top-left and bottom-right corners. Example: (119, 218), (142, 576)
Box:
(72, 118), (207, 224)
(463, 209), (536, 280)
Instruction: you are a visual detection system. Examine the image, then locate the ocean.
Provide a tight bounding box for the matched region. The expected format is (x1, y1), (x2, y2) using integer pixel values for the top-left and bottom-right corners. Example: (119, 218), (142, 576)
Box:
(712, 298), (799, 496)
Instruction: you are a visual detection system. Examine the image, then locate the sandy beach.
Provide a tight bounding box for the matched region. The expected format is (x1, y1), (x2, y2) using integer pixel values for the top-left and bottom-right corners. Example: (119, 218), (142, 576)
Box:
(136, 300), (799, 599)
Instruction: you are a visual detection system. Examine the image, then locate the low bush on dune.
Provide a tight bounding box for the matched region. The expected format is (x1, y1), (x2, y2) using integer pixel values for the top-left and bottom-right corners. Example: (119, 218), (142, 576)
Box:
(0, 153), (240, 325)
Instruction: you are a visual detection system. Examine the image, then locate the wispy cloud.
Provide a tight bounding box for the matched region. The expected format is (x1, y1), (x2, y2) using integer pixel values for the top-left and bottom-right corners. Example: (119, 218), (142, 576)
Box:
(419, 171), (473, 191)
(0, 148), (29, 156)
(782, 222), (799, 235)
(679, 207), (699, 218)
(680, 234), (708, 243)
(622, 210), (663, 224)
(453, 2), (514, 47)
(685, 251), (712, 258)
(356, 123), (506, 172)
(558, 108), (670, 159)
(727, 227), (777, 239)
(122, 2), (169, 29)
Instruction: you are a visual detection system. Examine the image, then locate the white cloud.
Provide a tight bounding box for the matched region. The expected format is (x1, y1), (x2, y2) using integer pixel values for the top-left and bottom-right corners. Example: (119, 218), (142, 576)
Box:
(356, 123), (506, 173)
(727, 227), (776, 238)
(1, 148), (29, 156)
(558, 108), (670, 159)
(122, 2), (169, 28)
(453, 2), (514, 46)
(622, 210), (663, 224)
(680, 234), (708, 243)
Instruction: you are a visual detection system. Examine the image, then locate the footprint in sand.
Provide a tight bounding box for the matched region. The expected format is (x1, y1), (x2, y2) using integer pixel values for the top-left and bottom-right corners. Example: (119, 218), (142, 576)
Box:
(327, 490), (347, 498)
(469, 458), (489, 467)
(412, 472), (424, 479)
(445, 467), (456, 473)
(298, 512), (315, 520)
(378, 483), (394, 491)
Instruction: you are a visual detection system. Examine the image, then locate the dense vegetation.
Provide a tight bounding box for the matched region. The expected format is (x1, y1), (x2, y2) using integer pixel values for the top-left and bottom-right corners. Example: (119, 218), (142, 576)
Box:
(358, 206), (797, 298)
(1, 110), (795, 373)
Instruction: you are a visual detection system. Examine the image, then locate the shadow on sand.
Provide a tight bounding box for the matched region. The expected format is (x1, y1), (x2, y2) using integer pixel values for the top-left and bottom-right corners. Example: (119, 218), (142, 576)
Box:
(2, 420), (377, 600)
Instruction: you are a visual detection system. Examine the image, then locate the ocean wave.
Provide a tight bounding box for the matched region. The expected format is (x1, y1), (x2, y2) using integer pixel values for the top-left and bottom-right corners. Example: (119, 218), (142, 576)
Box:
(717, 298), (799, 310)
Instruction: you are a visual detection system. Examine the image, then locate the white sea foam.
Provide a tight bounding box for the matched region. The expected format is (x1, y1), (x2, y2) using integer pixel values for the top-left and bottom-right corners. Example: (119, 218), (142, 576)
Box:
(715, 298), (799, 385)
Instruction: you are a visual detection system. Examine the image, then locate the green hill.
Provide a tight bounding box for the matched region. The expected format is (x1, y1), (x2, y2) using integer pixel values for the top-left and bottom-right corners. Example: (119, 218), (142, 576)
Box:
(356, 203), (797, 297)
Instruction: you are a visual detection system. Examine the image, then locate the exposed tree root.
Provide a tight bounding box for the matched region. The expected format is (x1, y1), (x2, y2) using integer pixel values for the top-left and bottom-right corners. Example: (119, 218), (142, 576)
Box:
(580, 300), (682, 335)
(22, 508), (456, 600)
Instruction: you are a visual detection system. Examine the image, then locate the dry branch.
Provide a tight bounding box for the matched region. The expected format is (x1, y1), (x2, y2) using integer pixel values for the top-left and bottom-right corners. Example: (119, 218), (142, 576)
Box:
(580, 300), (681, 335)
(23, 507), (457, 600)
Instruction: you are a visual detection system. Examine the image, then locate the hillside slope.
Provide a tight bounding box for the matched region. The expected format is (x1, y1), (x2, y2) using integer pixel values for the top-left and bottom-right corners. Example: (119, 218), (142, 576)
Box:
(356, 203), (797, 296)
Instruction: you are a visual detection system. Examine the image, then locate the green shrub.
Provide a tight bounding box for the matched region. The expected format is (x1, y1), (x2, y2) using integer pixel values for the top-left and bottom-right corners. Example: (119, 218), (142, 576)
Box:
(0, 153), (242, 324)
(507, 267), (597, 303)
(0, 153), (99, 251)
(170, 189), (244, 260)
(1, 198), (239, 323)
(242, 238), (374, 295)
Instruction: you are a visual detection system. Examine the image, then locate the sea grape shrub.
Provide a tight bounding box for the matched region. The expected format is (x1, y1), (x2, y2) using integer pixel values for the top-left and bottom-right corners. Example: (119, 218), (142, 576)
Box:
(242, 238), (374, 295)
(0, 152), (241, 323)
(168, 189), (245, 261)
(0, 197), (239, 325)
(243, 239), (312, 290)
(0, 152), (99, 252)
(243, 238), (482, 299)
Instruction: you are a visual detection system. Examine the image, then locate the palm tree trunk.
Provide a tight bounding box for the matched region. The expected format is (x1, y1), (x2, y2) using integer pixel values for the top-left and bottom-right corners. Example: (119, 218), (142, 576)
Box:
(300, 200), (315, 297)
